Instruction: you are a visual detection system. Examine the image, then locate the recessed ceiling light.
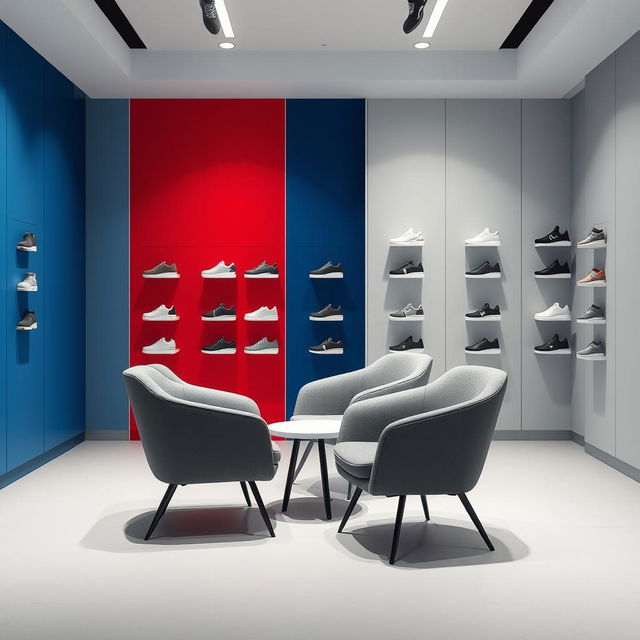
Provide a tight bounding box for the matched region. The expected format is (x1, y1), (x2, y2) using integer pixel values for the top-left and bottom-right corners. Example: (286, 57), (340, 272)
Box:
(414, 42), (430, 49)
(219, 42), (235, 49)
(423, 0), (449, 38)
(217, 0), (235, 38)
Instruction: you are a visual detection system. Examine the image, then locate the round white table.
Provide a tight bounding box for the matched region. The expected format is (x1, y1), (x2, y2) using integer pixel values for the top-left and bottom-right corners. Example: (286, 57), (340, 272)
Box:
(269, 420), (341, 520)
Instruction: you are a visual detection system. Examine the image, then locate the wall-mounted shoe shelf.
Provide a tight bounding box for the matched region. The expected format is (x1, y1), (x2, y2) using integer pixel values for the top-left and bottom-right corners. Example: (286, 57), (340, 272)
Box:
(465, 349), (501, 355)
(577, 281), (606, 287)
(577, 242), (606, 249)
(534, 241), (571, 247)
(465, 316), (501, 322)
(389, 273), (424, 279)
(309, 316), (343, 322)
(577, 354), (607, 361)
(534, 316), (571, 322)
(534, 274), (571, 279)
(576, 318), (606, 325)
(389, 241), (424, 247)
(535, 349), (572, 355)
(390, 316), (424, 322)
(465, 273), (501, 279)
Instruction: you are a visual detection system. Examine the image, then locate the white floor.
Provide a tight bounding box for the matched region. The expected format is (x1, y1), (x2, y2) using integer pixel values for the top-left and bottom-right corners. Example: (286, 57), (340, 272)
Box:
(1, 440), (640, 640)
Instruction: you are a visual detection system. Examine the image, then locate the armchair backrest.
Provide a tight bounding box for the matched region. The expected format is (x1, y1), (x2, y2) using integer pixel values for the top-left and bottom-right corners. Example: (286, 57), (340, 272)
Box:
(369, 366), (507, 496)
(123, 366), (275, 485)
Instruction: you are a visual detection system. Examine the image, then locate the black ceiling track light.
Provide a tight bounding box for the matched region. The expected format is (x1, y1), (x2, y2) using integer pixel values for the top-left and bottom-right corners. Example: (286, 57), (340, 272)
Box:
(93, 0), (146, 49)
(501, 0), (555, 49)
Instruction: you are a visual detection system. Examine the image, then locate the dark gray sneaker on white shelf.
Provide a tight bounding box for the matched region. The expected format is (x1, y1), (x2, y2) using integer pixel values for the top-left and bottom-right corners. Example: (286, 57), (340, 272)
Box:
(199, 0), (221, 35)
(466, 303), (500, 321)
(245, 261), (279, 278)
(534, 334), (571, 355)
(310, 305), (343, 321)
(466, 262), (501, 278)
(309, 338), (344, 354)
(465, 338), (500, 354)
(17, 311), (37, 331)
(577, 304), (605, 324)
(202, 304), (236, 321)
(389, 336), (424, 352)
(310, 262), (343, 278)
(16, 232), (37, 252)
(202, 338), (236, 354)
(143, 262), (179, 278)
(577, 341), (606, 360)
(389, 261), (424, 279)
(577, 227), (606, 248)
(390, 304), (424, 321)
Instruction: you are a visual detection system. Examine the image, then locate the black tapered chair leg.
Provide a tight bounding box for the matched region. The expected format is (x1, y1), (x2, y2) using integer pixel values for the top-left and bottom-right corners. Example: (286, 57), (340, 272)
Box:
(240, 481), (252, 507)
(389, 495), (406, 565)
(420, 495), (430, 521)
(145, 483), (178, 541)
(338, 487), (362, 533)
(249, 481), (275, 537)
(458, 493), (494, 551)
(282, 439), (301, 512)
(317, 439), (332, 520)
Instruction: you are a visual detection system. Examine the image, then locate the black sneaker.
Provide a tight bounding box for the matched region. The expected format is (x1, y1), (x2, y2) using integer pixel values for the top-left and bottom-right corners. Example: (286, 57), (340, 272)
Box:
(534, 334), (570, 354)
(245, 261), (279, 278)
(202, 303), (236, 321)
(535, 225), (570, 246)
(465, 338), (500, 354)
(17, 232), (37, 252)
(389, 336), (424, 352)
(577, 304), (605, 323)
(17, 311), (37, 331)
(389, 261), (424, 278)
(466, 303), (500, 320)
(201, 338), (236, 354)
(199, 0), (221, 35)
(309, 338), (344, 354)
(310, 305), (343, 321)
(534, 259), (571, 278)
(309, 262), (343, 278)
(466, 262), (501, 278)
(403, 0), (429, 34)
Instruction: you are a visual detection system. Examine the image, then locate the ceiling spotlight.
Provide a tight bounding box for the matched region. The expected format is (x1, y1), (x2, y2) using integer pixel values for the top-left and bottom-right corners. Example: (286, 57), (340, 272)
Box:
(414, 42), (430, 49)
(219, 42), (235, 49)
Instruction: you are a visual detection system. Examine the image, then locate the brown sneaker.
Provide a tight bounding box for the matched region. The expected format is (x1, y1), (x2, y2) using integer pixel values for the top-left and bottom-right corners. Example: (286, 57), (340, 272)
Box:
(142, 262), (179, 279)
(577, 268), (606, 285)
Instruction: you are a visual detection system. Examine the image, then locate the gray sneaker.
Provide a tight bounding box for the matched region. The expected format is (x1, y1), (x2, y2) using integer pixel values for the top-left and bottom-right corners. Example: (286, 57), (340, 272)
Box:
(244, 261), (279, 278)
(577, 227), (606, 247)
(244, 337), (279, 354)
(17, 311), (37, 330)
(202, 304), (236, 321)
(390, 303), (424, 320)
(143, 261), (179, 278)
(310, 305), (343, 321)
(577, 304), (605, 323)
(202, 338), (236, 354)
(577, 341), (605, 359)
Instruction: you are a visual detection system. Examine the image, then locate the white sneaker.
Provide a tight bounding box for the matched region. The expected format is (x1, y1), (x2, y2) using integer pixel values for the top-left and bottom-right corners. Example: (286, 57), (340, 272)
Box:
(465, 228), (501, 246)
(201, 261), (236, 278)
(17, 272), (38, 292)
(389, 228), (424, 246)
(142, 304), (179, 322)
(534, 303), (571, 321)
(245, 306), (278, 321)
(142, 338), (179, 354)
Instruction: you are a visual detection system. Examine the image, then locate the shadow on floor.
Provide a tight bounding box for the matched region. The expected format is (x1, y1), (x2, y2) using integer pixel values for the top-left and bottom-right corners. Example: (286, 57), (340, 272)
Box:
(330, 517), (528, 568)
(81, 505), (277, 553)
(272, 496), (364, 523)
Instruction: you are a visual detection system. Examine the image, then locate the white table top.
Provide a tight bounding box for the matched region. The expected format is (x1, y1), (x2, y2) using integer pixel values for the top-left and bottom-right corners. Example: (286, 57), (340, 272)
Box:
(268, 419), (341, 439)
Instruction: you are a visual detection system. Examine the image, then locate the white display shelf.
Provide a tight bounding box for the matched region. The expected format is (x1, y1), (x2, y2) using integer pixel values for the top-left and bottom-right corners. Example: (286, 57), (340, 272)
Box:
(201, 316), (236, 322)
(534, 349), (572, 355)
(577, 354), (607, 361)
(245, 274), (279, 279)
(310, 349), (344, 355)
(465, 273), (501, 279)
(465, 241), (501, 247)
(577, 242), (606, 249)
(389, 241), (424, 247)
(534, 315), (571, 322)
(465, 349), (501, 355)
(389, 273), (424, 279)
(576, 318), (606, 325)
(143, 316), (180, 322)
(309, 316), (343, 322)
(245, 316), (279, 322)
(534, 241), (571, 248)
(534, 274), (571, 279)
(577, 281), (607, 287)
(465, 316), (501, 322)
(142, 274), (180, 279)
(16, 287), (38, 292)
(390, 316), (424, 322)
(388, 348), (425, 353)
(201, 273), (236, 279)
(244, 349), (279, 355)
(142, 349), (180, 355)
(309, 273), (343, 279)
(201, 349), (236, 355)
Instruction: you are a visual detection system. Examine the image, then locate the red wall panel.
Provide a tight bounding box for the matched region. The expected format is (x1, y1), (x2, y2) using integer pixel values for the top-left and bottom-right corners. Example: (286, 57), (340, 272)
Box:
(130, 99), (286, 439)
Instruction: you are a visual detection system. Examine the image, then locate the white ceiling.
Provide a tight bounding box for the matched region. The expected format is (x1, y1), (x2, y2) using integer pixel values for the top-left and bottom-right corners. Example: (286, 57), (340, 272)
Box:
(0, 0), (640, 99)
(118, 0), (531, 52)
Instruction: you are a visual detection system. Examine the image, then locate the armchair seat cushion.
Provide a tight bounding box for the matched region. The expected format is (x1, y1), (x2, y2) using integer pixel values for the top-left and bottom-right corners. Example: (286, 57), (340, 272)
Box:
(271, 441), (281, 464)
(334, 442), (378, 479)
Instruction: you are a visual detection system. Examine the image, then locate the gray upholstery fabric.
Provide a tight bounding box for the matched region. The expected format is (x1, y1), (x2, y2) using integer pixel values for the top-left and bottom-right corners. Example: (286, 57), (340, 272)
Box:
(123, 366), (277, 485)
(293, 353), (433, 418)
(334, 366), (507, 496)
(333, 442), (378, 478)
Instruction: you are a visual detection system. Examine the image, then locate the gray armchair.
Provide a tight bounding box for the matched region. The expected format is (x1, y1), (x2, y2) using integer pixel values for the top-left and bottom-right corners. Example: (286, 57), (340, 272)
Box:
(333, 365), (507, 564)
(123, 365), (279, 540)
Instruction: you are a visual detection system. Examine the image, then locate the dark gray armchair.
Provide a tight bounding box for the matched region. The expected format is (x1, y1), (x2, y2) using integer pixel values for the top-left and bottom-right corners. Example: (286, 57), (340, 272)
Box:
(123, 365), (279, 540)
(333, 365), (507, 564)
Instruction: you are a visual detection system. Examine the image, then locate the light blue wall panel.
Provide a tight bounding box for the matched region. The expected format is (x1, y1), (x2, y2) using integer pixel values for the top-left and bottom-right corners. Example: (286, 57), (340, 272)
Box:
(0, 23), (7, 475)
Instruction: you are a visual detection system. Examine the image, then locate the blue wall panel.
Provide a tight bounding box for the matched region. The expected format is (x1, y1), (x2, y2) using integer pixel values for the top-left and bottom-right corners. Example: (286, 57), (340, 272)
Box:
(85, 99), (130, 433)
(5, 28), (45, 469)
(43, 64), (86, 449)
(0, 23), (7, 475)
(285, 99), (366, 416)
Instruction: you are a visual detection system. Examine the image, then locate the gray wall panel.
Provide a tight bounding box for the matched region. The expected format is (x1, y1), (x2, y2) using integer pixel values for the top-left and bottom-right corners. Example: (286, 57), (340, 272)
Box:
(445, 100), (522, 430)
(521, 100), (572, 430)
(614, 33), (640, 469)
(366, 100), (446, 377)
